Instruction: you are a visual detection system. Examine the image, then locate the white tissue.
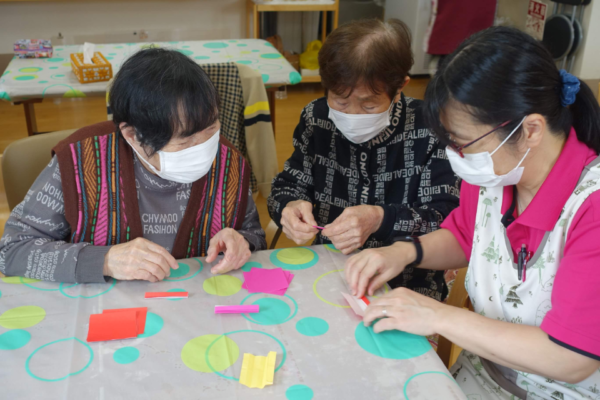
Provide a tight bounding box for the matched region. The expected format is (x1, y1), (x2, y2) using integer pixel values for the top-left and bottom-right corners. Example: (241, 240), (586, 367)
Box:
(83, 42), (95, 64)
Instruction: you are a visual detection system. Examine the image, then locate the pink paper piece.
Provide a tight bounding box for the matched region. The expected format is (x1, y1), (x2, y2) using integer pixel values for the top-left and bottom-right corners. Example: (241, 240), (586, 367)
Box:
(215, 305), (260, 314)
(242, 267), (294, 295)
(341, 292), (368, 317)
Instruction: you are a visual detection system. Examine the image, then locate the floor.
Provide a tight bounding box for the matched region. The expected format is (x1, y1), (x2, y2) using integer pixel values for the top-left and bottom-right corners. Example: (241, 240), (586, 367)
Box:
(0, 78), (429, 244)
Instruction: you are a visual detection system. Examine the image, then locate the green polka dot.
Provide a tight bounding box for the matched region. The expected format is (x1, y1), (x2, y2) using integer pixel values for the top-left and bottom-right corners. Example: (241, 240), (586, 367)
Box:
(228, 40), (237, 43)
(250, 298), (291, 325)
(261, 74), (269, 83)
(290, 71), (302, 85)
(181, 334), (239, 373)
(49, 67), (58, 70)
(1, 276), (40, 284)
(115, 46), (124, 49)
(46, 58), (64, 63)
(236, 60), (252, 65)
(0, 92), (10, 101)
(0, 329), (31, 350)
(296, 317), (329, 336)
(38, 81), (48, 84)
(354, 322), (430, 359)
(164, 259), (202, 282)
(270, 248), (318, 270)
(252, 50), (260, 52)
(403, 371), (459, 399)
(203, 275), (242, 296)
(2, 70), (10, 76)
(52, 74), (65, 79)
(109, 53), (117, 56)
(61, 63), (71, 67)
(63, 89), (86, 98)
(182, 45), (190, 48)
(195, 56), (210, 60)
(265, 42), (274, 47)
(240, 262), (262, 272)
(0, 306), (46, 329)
(19, 67), (42, 73)
(203, 42), (228, 49)
(105, 56), (114, 60)
(113, 347), (139, 364)
(14, 75), (37, 81)
(260, 53), (283, 59)
(137, 312), (163, 338)
(286, 384), (314, 400)
(212, 51), (220, 53)
(325, 244), (341, 253)
(237, 44), (247, 47)
(55, 48), (64, 51)
(177, 49), (194, 56)
(168, 41), (179, 44)
(169, 263), (189, 278)
(26, 337), (93, 382)
(167, 288), (186, 301)
(0, 289), (2, 299)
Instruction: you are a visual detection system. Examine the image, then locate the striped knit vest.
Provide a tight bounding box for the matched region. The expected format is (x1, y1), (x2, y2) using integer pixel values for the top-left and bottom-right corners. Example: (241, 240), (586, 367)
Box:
(52, 121), (251, 259)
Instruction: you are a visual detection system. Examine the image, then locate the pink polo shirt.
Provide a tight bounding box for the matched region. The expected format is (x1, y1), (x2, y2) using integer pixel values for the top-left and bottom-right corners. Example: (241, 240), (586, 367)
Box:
(442, 129), (600, 360)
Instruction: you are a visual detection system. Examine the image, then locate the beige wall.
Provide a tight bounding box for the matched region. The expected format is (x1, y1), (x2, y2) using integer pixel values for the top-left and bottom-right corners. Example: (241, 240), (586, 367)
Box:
(496, 0), (600, 85)
(0, 0), (246, 52)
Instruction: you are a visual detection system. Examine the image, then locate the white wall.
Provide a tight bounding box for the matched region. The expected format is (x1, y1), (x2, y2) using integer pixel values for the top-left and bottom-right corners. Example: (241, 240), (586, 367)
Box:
(0, 0), (246, 52)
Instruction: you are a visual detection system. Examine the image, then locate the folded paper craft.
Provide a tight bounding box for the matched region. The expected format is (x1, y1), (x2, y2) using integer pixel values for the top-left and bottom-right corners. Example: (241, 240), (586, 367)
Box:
(215, 305), (260, 314)
(341, 293), (369, 317)
(242, 268), (294, 296)
(239, 351), (277, 389)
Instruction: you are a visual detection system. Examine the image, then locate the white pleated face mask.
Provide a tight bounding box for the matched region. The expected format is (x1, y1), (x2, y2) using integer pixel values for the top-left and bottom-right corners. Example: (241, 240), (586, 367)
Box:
(446, 117), (530, 188)
(328, 101), (394, 144)
(129, 130), (220, 184)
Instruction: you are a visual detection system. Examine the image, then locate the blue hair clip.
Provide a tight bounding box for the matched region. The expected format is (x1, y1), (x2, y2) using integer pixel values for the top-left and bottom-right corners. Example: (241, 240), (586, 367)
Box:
(559, 69), (580, 107)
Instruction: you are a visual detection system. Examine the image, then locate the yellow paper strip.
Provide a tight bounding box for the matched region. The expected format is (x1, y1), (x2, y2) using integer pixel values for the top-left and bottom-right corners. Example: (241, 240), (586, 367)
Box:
(239, 351), (277, 389)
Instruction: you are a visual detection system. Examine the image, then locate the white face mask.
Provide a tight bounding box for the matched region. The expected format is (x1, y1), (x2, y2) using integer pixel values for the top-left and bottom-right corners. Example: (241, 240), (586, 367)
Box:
(446, 117), (530, 188)
(128, 130), (220, 184)
(328, 101), (394, 144)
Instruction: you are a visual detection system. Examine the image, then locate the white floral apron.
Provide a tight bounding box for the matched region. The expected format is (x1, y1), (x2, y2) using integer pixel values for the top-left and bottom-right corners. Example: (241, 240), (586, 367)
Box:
(451, 158), (600, 400)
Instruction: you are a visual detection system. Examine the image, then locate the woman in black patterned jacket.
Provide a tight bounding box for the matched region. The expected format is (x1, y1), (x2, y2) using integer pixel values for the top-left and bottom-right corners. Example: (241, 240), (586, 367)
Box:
(267, 19), (460, 301)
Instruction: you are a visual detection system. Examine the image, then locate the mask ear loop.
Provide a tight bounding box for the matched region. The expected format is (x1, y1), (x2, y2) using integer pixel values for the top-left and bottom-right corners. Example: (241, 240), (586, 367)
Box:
(490, 116), (527, 156)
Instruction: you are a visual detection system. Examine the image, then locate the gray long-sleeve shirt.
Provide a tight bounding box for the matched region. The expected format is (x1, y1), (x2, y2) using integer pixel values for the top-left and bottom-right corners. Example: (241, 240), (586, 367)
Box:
(0, 155), (266, 283)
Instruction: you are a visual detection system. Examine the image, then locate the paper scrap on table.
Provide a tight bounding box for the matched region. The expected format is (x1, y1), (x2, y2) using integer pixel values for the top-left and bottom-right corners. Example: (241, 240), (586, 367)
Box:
(215, 305), (260, 314)
(83, 42), (95, 64)
(145, 292), (188, 299)
(103, 307), (148, 335)
(242, 267), (294, 295)
(87, 310), (138, 342)
(341, 292), (370, 317)
(239, 351), (277, 389)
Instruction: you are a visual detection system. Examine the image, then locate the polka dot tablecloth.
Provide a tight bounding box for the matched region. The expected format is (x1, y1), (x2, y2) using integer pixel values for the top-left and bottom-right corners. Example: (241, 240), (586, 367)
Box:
(0, 39), (302, 102)
(0, 246), (465, 399)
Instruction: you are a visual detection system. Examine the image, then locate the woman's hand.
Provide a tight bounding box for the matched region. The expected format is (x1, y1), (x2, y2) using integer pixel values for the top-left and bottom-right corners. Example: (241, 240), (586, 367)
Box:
(280, 200), (318, 245)
(322, 205), (384, 254)
(345, 242), (416, 297)
(206, 228), (251, 274)
(103, 237), (179, 282)
(363, 287), (445, 336)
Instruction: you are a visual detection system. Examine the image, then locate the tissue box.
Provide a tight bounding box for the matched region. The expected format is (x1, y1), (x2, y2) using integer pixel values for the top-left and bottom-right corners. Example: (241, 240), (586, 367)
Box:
(14, 39), (53, 59)
(70, 52), (113, 84)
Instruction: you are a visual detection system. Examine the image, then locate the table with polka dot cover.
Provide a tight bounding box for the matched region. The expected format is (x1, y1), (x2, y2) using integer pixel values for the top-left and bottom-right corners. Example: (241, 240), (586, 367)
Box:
(0, 39), (302, 103)
(0, 246), (465, 399)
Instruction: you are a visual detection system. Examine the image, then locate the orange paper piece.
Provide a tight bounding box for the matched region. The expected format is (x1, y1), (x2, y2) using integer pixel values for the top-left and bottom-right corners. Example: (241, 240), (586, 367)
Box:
(145, 292), (188, 299)
(103, 307), (148, 335)
(87, 310), (138, 342)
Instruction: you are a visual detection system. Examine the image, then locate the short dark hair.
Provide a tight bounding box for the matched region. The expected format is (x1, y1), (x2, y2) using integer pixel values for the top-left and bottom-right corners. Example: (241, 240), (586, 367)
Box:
(109, 48), (220, 154)
(424, 26), (600, 153)
(318, 18), (413, 100)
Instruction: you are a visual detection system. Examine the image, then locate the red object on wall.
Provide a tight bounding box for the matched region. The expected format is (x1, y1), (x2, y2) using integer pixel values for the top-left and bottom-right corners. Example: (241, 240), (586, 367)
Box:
(426, 0), (497, 55)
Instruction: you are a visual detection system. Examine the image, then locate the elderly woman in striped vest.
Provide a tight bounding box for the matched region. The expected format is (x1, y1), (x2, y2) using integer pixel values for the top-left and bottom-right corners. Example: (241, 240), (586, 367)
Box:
(0, 48), (266, 283)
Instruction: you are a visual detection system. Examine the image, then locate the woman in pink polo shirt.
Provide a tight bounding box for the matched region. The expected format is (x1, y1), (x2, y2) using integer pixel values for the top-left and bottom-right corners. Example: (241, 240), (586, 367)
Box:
(344, 26), (600, 398)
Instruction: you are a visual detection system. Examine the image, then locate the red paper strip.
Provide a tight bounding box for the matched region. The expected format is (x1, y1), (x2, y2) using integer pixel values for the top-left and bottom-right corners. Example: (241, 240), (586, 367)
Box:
(360, 296), (370, 305)
(87, 310), (138, 342)
(104, 307), (148, 335)
(145, 292), (188, 299)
